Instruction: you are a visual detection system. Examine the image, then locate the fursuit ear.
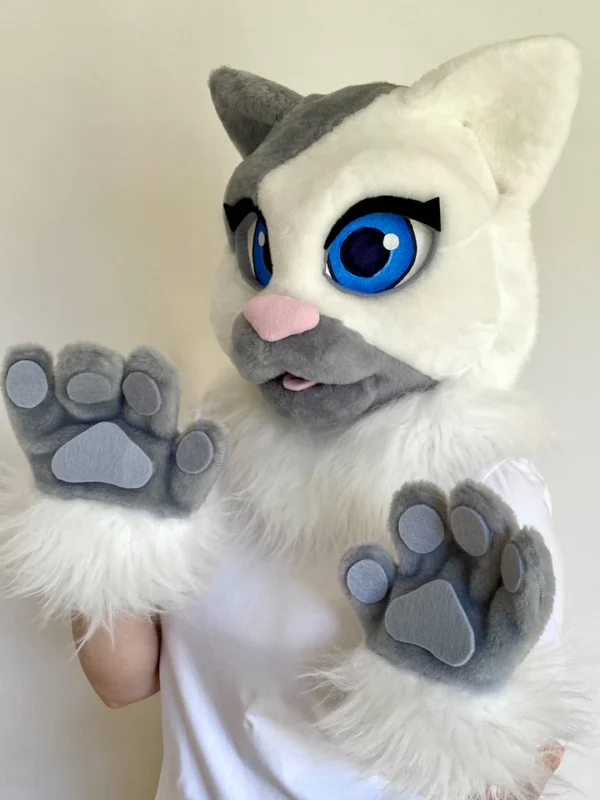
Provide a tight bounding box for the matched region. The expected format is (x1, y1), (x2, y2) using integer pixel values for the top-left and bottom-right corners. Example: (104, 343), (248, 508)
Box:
(209, 67), (303, 158)
(405, 36), (582, 207)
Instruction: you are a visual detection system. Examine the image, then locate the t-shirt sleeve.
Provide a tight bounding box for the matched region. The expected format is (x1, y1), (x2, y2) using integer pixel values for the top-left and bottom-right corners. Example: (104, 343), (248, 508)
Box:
(481, 458), (563, 645)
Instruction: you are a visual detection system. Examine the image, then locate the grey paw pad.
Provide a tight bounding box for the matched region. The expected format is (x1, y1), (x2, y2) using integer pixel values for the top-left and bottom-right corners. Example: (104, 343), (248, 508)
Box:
(384, 580), (475, 667)
(450, 506), (491, 557)
(5, 360), (49, 409)
(175, 430), (214, 474)
(501, 543), (523, 593)
(398, 504), (445, 554)
(346, 559), (390, 604)
(66, 372), (115, 404)
(123, 372), (162, 416)
(51, 421), (153, 489)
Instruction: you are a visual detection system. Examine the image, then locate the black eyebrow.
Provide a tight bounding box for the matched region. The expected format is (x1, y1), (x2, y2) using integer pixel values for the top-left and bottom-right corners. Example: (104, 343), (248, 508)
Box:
(324, 196), (441, 248)
(223, 198), (259, 232)
(224, 195), (441, 239)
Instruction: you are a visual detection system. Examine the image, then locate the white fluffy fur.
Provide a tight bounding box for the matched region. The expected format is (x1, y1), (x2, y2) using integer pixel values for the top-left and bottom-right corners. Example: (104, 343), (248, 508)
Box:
(314, 645), (587, 800)
(0, 461), (227, 632)
(204, 373), (550, 561)
(406, 36), (582, 208)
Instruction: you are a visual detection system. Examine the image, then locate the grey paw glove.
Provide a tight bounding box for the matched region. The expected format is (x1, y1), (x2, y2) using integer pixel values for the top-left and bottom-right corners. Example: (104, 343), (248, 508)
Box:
(314, 480), (569, 800)
(341, 480), (555, 691)
(0, 342), (229, 627)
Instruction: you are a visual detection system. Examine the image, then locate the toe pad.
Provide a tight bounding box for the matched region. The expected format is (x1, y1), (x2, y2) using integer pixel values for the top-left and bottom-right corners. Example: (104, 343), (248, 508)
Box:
(346, 559), (390, 604)
(398, 504), (445, 554)
(123, 372), (162, 416)
(176, 430), (214, 474)
(501, 542), (523, 593)
(5, 360), (48, 409)
(451, 506), (491, 557)
(67, 372), (115, 404)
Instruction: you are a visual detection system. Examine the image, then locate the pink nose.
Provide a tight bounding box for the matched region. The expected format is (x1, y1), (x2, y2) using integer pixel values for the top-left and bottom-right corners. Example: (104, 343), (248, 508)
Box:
(243, 294), (320, 342)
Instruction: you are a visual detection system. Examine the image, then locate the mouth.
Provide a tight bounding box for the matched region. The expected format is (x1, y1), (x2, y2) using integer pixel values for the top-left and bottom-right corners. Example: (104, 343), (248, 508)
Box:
(231, 313), (436, 426)
(280, 373), (321, 392)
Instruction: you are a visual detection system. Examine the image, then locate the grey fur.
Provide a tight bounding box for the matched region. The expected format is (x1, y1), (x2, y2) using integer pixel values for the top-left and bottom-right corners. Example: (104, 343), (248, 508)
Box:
(231, 314), (436, 427)
(450, 506), (491, 557)
(398, 504), (445, 554)
(51, 421), (154, 489)
(346, 559), (390, 605)
(210, 68), (303, 158)
(67, 373), (114, 405)
(5, 360), (48, 408)
(450, 480), (520, 603)
(122, 372), (162, 416)
(341, 480), (555, 691)
(2, 343), (229, 518)
(384, 580), (475, 667)
(220, 79), (396, 207)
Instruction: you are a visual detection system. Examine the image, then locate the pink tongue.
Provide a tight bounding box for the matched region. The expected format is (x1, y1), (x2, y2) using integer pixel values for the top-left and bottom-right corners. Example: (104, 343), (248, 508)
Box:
(282, 374), (318, 391)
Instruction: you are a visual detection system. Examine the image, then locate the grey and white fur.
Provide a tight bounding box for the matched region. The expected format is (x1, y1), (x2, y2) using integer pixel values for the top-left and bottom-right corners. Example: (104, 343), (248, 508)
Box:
(0, 35), (586, 800)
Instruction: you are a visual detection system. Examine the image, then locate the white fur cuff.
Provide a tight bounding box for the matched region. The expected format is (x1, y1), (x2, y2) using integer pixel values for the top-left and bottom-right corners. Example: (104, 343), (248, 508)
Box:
(0, 466), (225, 631)
(314, 645), (585, 799)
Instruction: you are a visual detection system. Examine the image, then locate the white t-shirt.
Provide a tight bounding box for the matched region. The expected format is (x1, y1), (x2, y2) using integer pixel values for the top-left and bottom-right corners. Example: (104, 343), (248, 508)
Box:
(155, 459), (562, 800)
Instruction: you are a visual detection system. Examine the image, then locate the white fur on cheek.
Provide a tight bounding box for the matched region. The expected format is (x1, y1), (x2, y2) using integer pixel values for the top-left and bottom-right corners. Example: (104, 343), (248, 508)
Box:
(0, 464), (227, 632)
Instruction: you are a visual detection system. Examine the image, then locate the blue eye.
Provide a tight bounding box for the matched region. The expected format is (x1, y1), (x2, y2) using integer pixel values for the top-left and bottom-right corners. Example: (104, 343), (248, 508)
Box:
(325, 212), (434, 295)
(251, 218), (273, 287)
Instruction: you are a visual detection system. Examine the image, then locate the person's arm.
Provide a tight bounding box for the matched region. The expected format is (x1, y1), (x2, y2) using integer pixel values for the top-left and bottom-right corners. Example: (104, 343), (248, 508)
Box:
(72, 615), (161, 709)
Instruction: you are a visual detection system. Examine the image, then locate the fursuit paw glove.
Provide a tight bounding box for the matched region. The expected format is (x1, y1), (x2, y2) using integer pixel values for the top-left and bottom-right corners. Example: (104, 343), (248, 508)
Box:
(317, 480), (580, 800)
(0, 342), (228, 629)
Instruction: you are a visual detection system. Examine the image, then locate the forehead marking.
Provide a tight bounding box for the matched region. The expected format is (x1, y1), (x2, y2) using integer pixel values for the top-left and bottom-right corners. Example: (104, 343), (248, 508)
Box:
(225, 82), (397, 206)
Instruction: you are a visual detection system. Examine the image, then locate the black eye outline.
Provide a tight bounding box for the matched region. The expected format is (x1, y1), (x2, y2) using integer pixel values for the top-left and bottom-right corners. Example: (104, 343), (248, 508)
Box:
(224, 196), (441, 236)
(224, 200), (274, 289)
(324, 196), (441, 248)
(224, 198), (258, 234)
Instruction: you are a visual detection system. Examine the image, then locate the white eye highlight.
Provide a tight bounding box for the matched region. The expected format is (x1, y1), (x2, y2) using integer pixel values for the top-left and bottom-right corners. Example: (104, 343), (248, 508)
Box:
(383, 233), (400, 251)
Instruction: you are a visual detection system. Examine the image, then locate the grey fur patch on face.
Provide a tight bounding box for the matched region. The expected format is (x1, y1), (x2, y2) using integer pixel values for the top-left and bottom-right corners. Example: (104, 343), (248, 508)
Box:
(224, 82), (396, 207)
(231, 314), (436, 426)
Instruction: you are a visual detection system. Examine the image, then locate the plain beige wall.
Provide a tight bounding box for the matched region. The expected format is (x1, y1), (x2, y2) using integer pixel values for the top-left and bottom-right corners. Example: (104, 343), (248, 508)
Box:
(0, 1), (597, 798)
